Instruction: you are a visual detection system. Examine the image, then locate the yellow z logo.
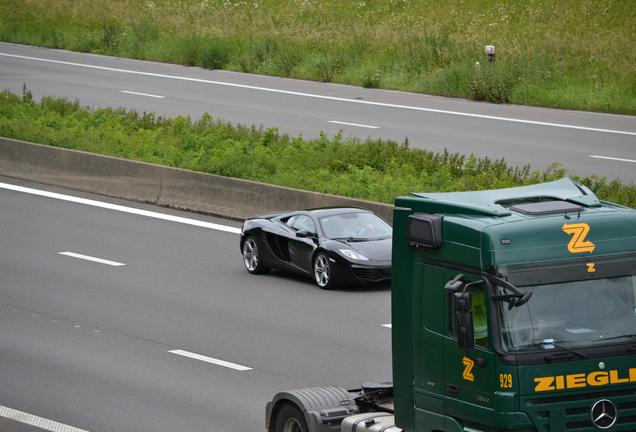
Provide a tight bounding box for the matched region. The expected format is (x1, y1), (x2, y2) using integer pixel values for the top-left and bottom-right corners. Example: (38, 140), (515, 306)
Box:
(562, 223), (595, 254)
(462, 357), (475, 382)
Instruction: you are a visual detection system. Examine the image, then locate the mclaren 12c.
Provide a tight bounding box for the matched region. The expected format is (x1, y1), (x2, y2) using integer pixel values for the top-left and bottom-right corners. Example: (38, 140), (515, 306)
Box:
(240, 207), (392, 289)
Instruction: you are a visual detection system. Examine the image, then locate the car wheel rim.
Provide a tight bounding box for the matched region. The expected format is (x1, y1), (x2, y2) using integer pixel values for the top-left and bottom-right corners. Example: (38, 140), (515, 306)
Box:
(243, 238), (258, 271)
(314, 255), (330, 287)
(282, 417), (303, 432)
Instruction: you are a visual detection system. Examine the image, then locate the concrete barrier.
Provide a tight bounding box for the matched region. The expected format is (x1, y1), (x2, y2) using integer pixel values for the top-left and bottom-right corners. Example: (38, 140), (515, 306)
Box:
(0, 137), (394, 221)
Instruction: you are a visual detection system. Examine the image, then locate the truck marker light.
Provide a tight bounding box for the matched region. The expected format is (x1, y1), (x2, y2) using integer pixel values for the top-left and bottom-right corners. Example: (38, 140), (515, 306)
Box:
(534, 368), (636, 392)
(562, 223), (596, 254)
(462, 357), (475, 382)
(587, 262), (596, 273)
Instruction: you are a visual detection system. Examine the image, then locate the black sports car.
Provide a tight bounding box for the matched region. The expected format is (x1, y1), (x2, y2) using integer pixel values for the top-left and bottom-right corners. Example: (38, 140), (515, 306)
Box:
(240, 207), (392, 289)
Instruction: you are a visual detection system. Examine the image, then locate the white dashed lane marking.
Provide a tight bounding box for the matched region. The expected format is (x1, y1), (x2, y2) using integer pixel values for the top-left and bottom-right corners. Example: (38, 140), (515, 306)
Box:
(589, 155), (636, 164)
(328, 120), (379, 129)
(0, 405), (90, 432)
(169, 349), (252, 371)
(121, 90), (165, 98)
(58, 251), (126, 267)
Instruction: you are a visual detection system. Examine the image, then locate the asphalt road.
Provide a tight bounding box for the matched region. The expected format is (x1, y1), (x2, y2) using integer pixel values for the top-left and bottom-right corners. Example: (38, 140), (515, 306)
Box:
(0, 177), (392, 431)
(0, 42), (635, 182)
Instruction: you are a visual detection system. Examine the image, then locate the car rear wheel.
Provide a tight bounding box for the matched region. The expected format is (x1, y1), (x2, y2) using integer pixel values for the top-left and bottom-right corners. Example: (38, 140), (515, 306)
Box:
(242, 236), (269, 274)
(313, 252), (336, 290)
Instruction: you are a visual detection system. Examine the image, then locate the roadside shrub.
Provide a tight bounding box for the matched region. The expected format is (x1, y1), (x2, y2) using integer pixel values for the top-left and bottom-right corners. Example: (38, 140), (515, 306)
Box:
(1, 0), (635, 113)
(362, 68), (382, 88)
(470, 64), (515, 103)
(200, 38), (232, 70)
(101, 23), (125, 55)
(312, 53), (344, 83)
(0, 91), (633, 209)
(272, 45), (302, 77)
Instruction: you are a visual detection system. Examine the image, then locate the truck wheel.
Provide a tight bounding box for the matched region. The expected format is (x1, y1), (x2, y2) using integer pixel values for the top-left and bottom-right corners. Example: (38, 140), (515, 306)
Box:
(274, 403), (309, 432)
(242, 235), (270, 274)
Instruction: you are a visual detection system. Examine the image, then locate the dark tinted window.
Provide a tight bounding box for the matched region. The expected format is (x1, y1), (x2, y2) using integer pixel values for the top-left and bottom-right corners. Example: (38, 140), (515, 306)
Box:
(287, 215), (316, 234)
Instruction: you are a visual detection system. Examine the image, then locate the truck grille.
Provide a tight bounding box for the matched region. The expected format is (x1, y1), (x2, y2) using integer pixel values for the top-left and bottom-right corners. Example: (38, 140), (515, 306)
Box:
(523, 387), (636, 431)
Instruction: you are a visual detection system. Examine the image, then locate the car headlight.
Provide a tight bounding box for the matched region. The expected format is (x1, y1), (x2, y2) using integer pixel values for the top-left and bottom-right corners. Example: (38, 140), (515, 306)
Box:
(338, 249), (369, 261)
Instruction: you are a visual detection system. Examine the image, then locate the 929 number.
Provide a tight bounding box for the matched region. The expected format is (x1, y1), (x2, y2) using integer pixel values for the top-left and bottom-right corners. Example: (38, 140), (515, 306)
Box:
(499, 373), (513, 389)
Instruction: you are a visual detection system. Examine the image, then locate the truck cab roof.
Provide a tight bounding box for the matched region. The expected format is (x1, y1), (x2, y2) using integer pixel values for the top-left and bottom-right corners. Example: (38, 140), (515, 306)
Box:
(396, 178), (636, 269)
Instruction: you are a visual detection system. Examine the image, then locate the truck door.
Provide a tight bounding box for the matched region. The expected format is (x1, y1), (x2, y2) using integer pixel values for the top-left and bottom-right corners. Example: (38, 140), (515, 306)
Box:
(443, 270), (497, 425)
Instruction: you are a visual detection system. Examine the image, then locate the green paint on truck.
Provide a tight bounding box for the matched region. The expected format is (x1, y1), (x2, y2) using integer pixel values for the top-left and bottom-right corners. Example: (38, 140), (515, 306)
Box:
(267, 178), (636, 432)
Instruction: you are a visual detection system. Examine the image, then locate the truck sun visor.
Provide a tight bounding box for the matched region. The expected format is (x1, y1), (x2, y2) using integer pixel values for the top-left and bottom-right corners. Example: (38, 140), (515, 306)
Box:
(408, 213), (443, 249)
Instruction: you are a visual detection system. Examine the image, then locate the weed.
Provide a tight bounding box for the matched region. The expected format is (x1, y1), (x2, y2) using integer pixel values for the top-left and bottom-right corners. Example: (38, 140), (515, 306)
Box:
(2, 0), (634, 113)
(0, 91), (634, 207)
(101, 23), (124, 55)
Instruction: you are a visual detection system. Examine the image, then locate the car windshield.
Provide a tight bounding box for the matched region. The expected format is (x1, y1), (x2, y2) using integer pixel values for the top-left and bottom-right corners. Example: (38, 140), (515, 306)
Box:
(319, 212), (392, 240)
(497, 274), (636, 352)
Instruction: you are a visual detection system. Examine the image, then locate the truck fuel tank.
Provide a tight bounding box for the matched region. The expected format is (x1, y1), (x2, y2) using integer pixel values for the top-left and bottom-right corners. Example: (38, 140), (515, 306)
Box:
(340, 413), (402, 432)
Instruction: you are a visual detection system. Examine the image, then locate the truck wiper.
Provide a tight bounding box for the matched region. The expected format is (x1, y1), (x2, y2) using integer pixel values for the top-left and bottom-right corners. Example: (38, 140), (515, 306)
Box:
(592, 333), (636, 343)
(533, 341), (588, 360)
(487, 275), (533, 310)
(491, 290), (533, 310)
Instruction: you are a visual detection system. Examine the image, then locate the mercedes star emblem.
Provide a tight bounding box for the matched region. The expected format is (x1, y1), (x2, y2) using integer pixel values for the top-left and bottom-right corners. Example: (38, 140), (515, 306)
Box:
(591, 399), (618, 430)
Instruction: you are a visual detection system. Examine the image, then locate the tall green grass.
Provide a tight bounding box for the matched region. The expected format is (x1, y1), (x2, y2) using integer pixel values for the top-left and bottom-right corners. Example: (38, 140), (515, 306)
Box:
(1, 1), (634, 113)
(1, 89), (634, 208)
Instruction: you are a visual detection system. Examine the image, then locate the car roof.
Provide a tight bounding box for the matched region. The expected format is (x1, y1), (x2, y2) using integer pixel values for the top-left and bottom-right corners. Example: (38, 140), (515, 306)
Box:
(304, 207), (371, 217)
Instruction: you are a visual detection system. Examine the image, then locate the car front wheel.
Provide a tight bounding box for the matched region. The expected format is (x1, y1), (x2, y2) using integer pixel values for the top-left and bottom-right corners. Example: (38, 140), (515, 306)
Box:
(242, 235), (269, 274)
(313, 252), (336, 290)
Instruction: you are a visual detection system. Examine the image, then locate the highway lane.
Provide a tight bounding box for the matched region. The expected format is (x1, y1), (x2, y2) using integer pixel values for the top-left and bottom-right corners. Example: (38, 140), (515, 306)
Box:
(0, 42), (635, 182)
(0, 177), (392, 431)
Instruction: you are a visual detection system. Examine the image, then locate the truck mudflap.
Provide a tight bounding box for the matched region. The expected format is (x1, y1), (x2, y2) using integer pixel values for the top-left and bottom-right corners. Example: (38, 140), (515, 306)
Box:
(340, 413), (402, 432)
(266, 386), (359, 432)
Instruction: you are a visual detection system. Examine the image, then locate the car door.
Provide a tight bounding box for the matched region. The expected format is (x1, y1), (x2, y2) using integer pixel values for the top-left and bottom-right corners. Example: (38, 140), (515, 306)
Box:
(286, 214), (318, 273)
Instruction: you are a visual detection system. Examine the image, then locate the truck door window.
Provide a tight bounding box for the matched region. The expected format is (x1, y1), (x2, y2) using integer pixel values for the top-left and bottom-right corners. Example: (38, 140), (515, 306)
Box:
(449, 287), (489, 348)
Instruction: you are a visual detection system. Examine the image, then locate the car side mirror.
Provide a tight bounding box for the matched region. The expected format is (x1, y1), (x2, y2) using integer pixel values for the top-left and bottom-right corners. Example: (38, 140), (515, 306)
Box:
(296, 230), (314, 238)
(454, 292), (475, 350)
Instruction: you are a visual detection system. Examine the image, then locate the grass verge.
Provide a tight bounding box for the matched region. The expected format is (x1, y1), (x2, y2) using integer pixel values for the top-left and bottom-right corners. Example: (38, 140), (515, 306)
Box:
(0, 1), (634, 114)
(1, 89), (634, 208)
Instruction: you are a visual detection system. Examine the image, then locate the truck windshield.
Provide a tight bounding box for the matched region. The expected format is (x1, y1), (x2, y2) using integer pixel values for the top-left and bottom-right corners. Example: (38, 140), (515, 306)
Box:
(496, 274), (636, 352)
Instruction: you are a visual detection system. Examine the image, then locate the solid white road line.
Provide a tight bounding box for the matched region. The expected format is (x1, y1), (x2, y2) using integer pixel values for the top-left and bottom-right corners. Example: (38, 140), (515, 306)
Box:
(169, 349), (252, 371)
(0, 182), (241, 234)
(1, 51), (635, 137)
(328, 120), (379, 129)
(59, 251), (126, 267)
(121, 90), (165, 98)
(589, 155), (636, 164)
(0, 404), (90, 432)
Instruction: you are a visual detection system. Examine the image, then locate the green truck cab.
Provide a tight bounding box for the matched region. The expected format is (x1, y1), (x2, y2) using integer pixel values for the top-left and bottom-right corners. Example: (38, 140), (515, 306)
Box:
(266, 178), (636, 432)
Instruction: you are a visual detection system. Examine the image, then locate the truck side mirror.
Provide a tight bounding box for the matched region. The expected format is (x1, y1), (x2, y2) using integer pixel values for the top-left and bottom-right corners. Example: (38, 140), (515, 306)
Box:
(454, 292), (475, 350)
